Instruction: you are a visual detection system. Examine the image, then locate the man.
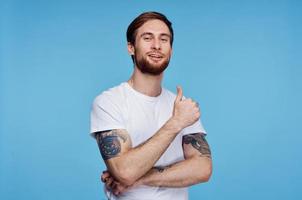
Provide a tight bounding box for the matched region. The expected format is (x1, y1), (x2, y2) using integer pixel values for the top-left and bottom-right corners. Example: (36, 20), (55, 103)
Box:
(90, 11), (212, 200)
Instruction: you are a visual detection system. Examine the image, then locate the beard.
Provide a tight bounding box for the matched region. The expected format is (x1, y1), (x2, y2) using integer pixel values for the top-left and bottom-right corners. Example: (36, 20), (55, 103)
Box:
(134, 52), (170, 76)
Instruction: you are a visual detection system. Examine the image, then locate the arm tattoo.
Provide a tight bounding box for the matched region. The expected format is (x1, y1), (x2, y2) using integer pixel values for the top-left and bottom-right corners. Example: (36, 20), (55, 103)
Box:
(95, 130), (127, 160)
(155, 165), (171, 173)
(183, 133), (212, 158)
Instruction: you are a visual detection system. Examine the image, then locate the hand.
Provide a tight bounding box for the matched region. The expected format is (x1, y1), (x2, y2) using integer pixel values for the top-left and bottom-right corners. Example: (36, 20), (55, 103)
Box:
(101, 171), (130, 196)
(172, 86), (200, 129)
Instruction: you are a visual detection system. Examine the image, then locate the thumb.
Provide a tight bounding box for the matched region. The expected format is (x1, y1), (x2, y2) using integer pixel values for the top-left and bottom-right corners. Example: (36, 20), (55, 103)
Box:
(175, 86), (183, 102)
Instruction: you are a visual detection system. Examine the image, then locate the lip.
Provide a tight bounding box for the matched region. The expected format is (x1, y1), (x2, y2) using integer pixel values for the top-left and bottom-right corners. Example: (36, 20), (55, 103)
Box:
(147, 52), (164, 62)
(148, 54), (163, 62)
(148, 53), (163, 58)
(147, 51), (164, 57)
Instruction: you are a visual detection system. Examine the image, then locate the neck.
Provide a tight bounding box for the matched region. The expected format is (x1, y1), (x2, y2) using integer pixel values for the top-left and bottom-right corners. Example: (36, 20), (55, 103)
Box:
(128, 67), (163, 97)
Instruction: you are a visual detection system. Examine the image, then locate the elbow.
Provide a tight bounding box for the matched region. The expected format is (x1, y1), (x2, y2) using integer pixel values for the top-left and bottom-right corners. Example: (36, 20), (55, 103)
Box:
(107, 157), (141, 186)
(197, 159), (212, 183)
(110, 167), (137, 186)
(203, 165), (212, 182)
(118, 172), (137, 186)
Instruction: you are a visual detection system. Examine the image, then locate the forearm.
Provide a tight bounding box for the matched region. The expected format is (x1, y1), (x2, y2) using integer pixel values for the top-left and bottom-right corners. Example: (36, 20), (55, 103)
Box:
(137, 157), (212, 188)
(98, 87), (201, 186)
(108, 117), (182, 185)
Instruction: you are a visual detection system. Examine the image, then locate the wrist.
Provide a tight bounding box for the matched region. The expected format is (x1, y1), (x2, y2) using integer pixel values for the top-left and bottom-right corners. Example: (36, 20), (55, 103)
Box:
(168, 117), (184, 133)
(136, 168), (156, 186)
(134, 171), (150, 186)
(133, 178), (144, 187)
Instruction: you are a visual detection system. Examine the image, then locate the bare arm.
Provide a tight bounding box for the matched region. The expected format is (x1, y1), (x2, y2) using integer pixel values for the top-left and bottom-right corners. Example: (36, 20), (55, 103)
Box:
(101, 133), (212, 195)
(95, 86), (200, 186)
(136, 133), (212, 187)
(95, 118), (181, 186)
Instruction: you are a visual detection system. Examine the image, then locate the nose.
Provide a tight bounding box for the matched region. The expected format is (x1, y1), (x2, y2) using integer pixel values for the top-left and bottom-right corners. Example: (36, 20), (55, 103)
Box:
(151, 38), (161, 50)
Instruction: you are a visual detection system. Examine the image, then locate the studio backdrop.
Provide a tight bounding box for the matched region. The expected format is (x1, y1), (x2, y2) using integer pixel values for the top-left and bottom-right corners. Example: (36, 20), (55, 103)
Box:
(1, 0), (301, 200)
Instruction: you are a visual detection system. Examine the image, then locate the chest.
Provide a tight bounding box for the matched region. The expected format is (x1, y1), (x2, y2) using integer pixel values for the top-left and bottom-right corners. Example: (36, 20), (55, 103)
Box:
(124, 98), (171, 146)
(123, 95), (185, 166)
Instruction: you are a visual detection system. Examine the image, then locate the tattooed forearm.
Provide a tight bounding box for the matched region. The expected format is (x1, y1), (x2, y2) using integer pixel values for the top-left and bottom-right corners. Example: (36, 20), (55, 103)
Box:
(183, 133), (211, 158)
(155, 165), (171, 173)
(95, 130), (127, 160)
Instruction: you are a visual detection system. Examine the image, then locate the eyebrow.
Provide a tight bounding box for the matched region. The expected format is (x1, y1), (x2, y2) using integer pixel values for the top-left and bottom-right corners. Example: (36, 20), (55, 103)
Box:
(140, 32), (171, 38)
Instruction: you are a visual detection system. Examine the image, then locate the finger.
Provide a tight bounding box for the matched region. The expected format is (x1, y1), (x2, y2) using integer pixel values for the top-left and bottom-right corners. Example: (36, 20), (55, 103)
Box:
(110, 181), (118, 192)
(114, 183), (127, 196)
(113, 184), (123, 196)
(101, 172), (110, 182)
(106, 179), (116, 191)
(175, 86), (183, 102)
(100, 175), (105, 182)
(101, 175), (105, 182)
(105, 178), (114, 189)
(120, 185), (129, 193)
(114, 189), (120, 196)
(103, 171), (110, 176)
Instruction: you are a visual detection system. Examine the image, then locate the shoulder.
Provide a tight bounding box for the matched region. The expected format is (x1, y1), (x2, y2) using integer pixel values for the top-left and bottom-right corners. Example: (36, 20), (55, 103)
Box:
(162, 87), (176, 100)
(93, 82), (127, 106)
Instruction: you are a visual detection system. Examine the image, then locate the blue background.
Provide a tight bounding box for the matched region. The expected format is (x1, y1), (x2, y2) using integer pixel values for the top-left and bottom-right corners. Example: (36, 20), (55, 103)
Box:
(1, 0), (301, 199)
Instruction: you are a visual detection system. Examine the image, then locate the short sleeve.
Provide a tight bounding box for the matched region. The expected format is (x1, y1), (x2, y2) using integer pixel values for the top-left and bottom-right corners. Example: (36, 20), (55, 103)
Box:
(182, 119), (207, 136)
(90, 94), (125, 138)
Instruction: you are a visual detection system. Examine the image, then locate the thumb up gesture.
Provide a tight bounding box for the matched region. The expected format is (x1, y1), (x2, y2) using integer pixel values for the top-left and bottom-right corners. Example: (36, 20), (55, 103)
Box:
(173, 86), (200, 130)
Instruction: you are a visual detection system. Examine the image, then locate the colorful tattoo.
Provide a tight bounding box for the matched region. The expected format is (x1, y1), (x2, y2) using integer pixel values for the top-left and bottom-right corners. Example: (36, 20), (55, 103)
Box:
(95, 130), (127, 160)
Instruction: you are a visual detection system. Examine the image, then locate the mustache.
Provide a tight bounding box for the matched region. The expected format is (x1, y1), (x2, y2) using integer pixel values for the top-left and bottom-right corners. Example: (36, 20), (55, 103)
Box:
(147, 51), (165, 56)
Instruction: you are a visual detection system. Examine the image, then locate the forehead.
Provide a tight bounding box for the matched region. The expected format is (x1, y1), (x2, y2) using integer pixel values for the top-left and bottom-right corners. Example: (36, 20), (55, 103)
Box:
(136, 19), (171, 36)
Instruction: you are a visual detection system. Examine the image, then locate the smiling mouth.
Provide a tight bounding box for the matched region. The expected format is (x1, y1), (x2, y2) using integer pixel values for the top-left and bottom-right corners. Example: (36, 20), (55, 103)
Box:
(148, 53), (164, 61)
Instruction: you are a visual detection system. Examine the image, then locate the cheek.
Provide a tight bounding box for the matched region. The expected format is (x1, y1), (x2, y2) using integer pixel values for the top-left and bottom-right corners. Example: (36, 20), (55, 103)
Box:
(165, 49), (172, 58)
(163, 45), (172, 54)
(135, 47), (148, 58)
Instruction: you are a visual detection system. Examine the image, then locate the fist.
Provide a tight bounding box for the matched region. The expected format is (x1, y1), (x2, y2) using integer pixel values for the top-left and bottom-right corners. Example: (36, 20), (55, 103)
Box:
(101, 171), (129, 196)
(173, 86), (200, 129)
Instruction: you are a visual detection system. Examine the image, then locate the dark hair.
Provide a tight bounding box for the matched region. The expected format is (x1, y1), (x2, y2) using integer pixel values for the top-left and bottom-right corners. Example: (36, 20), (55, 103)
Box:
(126, 11), (174, 46)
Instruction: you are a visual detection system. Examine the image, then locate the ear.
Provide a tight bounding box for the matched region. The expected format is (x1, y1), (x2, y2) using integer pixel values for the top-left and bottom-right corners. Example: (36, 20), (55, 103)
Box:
(127, 42), (135, 55)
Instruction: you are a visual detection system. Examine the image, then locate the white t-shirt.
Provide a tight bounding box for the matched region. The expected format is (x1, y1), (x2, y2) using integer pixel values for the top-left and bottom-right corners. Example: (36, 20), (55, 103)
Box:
(90, 82), (206, 200)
